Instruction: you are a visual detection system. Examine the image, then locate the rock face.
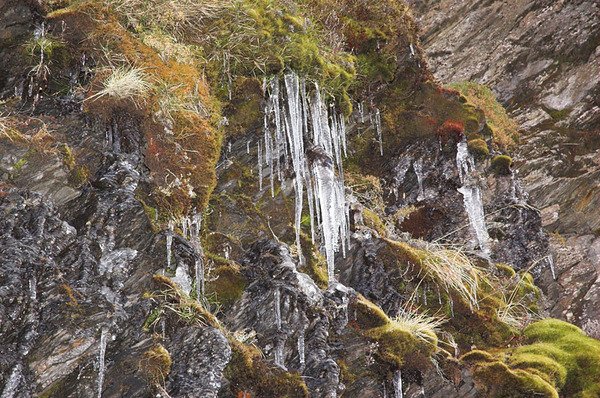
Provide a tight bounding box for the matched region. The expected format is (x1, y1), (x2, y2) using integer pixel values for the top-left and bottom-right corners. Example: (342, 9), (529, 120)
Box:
(1, 0), (599, 397)
(410, 0), (600, 336)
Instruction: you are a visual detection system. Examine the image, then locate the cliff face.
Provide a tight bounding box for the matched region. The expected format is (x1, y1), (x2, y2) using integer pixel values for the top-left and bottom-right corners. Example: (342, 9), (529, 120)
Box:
(1, 1), (600, 397)
(410, 0), (600, 338)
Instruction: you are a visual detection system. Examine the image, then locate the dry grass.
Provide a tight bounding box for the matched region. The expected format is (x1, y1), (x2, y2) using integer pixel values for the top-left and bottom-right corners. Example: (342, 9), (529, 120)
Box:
(392, 308), (445, 343)
(87, 65), (151, 102)
(422, 244), (481, 309)
(107, 0), (227, 36)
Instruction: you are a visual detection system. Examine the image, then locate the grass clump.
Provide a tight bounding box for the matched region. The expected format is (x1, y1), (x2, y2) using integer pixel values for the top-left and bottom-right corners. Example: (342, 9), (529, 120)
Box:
(86, 65), (151, 102)
(351, 295), (438, 369)
(448, 82), (519, 149)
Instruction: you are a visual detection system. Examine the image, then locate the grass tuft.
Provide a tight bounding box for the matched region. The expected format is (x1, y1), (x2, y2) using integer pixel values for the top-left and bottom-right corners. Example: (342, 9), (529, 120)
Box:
(87, 65), (152, 102)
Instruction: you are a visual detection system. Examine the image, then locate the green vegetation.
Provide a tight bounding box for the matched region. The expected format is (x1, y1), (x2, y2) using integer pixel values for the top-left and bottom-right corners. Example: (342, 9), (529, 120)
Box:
(463, 319), (600, 397)
(351, 295), (438, 369)
(491, 155), (513, 175)
(449, 82), (519, 149)
(140, 344), (172, 385)
(467, 138), (490, 158)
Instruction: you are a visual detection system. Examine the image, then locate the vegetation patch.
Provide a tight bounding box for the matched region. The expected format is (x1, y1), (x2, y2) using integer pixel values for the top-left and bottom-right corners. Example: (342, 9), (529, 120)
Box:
(449, 82), (519, 149)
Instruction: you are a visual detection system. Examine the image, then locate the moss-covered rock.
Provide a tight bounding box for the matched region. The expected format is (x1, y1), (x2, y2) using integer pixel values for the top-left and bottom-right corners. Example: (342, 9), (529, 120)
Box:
(467, 138), (489, 158)
(491, 155), (513, 175)
(464, 319), (600, 398)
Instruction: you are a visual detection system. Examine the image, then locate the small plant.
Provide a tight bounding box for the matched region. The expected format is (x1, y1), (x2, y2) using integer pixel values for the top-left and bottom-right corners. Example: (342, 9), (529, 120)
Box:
(437, 120), (464, 143)
(392, 308), (445, 343)
(491, 155), (513, 175)
(140, 344), (172, 385)
(87, 65), (151, 102)
(422, 244), (480, 308)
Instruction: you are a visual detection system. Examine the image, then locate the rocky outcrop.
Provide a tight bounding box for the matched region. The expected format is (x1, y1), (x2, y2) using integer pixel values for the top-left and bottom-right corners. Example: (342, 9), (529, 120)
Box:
(410, 0), (600, 336)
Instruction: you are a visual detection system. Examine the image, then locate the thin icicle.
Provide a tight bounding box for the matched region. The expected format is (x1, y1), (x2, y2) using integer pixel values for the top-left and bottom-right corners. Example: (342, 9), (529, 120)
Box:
(374, 108), (383, 156)
(393, 370), (403, 398)
(547, 255), (557, 280)
(275, 287), (282, 330)
(97, 327), (108, 398)
(297, 330), (305, 368)
(257, 141), (263, 191)
(166, 220), (174, 269)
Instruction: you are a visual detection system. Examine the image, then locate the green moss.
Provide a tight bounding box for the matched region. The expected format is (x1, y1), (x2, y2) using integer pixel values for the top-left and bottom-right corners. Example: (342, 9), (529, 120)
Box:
(467, 138), (489, 158)
(508, 353), (567, 387)
(353, 294), (391, 329)
(140, 344), (172, 385)
(496, 263), (517, 278)
(142, 307), (163, 332)
(224, 340), (309, 397)
(206, 264), (247, 308)
(460, 350), (496, 363)
(491, 155), (513, 175)
(362, 208), (387, 237)
(449, 81), (519, 149)
(468, 319), (600, 398)
(299, 233), (328, 289)
(474, 360), (559, 398)
(367, 323), (423, 368)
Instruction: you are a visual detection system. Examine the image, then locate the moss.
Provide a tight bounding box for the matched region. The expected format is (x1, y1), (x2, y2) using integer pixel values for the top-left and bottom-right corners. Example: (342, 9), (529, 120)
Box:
(224, 77), (264, 138)
(224, 340), (309, 397)
(299, 233), (328, 288)
(496, 263), (517, 278)
(142, 307), (163, 333)
(362, 208), (387, 237)
(491, 155), (513, 175)
(367, 323), (423, 368)
(460, 350), (496, 363)
(449, 82), (519, 149)
(49, 2), (223, 216)
(206, 264), (247, 308)
(468, 319), (600, 398)
(140, 344), (172, 385)
(151, 274), (221, 328)
(353, 294), (391, 329)
(474, 360), (559, 398)
(467, 138), (489, 158)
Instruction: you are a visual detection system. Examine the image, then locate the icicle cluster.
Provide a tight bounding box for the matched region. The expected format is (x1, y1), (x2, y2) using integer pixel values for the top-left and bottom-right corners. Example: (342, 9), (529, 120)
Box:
(456, 140), (490, 254)
(165, 212), (205, 299)
(260, 72), (350, 283)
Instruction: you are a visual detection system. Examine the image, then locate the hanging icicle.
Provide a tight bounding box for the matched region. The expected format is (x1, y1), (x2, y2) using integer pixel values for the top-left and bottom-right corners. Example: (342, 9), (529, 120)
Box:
(260, 72), (350, 283)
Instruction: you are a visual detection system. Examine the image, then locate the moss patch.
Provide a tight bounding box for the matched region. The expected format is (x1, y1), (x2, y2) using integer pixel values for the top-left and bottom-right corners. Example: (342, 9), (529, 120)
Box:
(491, 155), (513, 175)
(465, 319), (600, 398)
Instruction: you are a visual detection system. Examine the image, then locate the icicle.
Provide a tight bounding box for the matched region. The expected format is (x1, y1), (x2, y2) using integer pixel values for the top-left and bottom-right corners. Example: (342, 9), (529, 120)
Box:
(166, 220), (174, 269)
(284, 73), (306, 266)
(374, 108), (383, 156)
(257, 142), (263, 191)
(275, 287), (282, 330)
(393, 370), (403, 398)
(297, 331), (305, 368)
(413, 159), (425, 201)
(246, 140), (251, 154)
(274, 338), (286, 369)
(97, 327), (108, 398)
(456, 140), (490, 254)
(1, 363), (23, 398)
(547, 255), (557, 280)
